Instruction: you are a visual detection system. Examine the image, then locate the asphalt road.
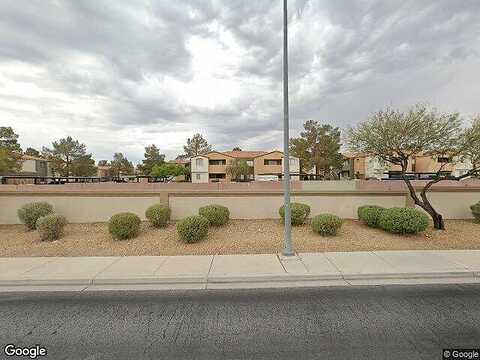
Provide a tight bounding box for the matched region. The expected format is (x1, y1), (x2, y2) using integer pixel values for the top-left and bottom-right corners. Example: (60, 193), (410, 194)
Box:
(0, 285), (479, 360)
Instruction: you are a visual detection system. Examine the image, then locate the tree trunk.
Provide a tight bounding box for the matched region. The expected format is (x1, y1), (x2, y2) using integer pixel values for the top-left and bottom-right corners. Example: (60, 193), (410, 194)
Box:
(402, 167), (446, 230)
(422, 205), (445, 230)
(420, 189), (445, 230)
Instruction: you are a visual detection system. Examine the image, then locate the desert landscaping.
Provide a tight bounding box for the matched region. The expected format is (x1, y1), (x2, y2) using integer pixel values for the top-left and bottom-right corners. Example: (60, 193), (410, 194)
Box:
(0, 219), (479, 257)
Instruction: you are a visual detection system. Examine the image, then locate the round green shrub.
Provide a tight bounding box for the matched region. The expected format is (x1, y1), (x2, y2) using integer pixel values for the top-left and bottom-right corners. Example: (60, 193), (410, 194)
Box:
(36, 214), (67, 241)
(311, 213), (343, 236)
(198, 204), (230, 226)
(176, 215), (209, 243)
(379, 207), (429, 234)
(17, 202), (54, 230)
(470, 202), (480, 223)
(279, 202), (311, 226)
(108, 212), (141, 240)
(145, 204), (171, 227)
(358, 205), (385, 228)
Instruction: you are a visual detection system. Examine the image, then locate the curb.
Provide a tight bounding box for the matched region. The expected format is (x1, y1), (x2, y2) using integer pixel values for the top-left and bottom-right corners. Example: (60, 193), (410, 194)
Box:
(1, 271), (479, 290)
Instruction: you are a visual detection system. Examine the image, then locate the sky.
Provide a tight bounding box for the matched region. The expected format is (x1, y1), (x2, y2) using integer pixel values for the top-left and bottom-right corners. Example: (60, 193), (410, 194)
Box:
(1, 0), (479, 164)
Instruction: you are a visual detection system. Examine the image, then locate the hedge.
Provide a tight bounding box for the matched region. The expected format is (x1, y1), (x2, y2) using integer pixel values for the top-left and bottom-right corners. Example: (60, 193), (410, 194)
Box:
(279, 202), (311, 226)
(311, 213), (343, 236)
(108, 212), (141, 240)
(176, 215), (209, 243)
(199, 204), (230, 226)
(17, 202), (54, 230)
(145, 204), (171, 227)
(358, 205), (385, 228)
(379, 207), (429, 234)
(36, 214), (67, 241)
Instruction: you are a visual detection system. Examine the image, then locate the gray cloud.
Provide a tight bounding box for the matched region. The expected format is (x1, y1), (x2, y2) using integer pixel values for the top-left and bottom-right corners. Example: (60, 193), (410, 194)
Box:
(0, 0), (479, 163)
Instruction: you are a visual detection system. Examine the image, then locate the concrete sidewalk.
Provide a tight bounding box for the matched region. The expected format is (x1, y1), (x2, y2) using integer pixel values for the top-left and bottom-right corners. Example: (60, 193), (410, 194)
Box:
(1, 250), (479, 292)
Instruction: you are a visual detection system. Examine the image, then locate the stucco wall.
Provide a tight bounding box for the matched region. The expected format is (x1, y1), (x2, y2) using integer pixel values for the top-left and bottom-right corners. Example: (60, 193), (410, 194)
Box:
(0, 187), (477, 224)
(415, 191), (480, 219)
(169, 193), (407, 220)
(21, 160), (36, 173)
(0, 195), (161, 224)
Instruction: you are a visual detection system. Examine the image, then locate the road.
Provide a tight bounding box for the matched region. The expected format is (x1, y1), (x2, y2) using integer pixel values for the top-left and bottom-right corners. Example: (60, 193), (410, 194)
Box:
(0, 285), (479, 360)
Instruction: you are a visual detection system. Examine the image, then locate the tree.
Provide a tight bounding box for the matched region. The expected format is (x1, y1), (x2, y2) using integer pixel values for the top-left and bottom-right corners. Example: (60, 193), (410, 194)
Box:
(137, 144), (165, 175)
(232, 146), (242, 151)
(109, 153), (134, 176)
(289, 120), (343, 178)
(42, 136), (96, 176)
(151, 163), (187, 179)
(183, 133), (212, 157)
(0, 127), (23, 174)
(25, 147), (41, 157)
(97, 160), (109, 167)
(226, 159), (254, 181)
(348, 105), (480, 230)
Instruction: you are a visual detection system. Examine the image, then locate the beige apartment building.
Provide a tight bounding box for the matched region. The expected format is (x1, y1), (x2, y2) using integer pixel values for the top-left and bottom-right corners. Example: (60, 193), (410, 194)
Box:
(19, 155), (52, 177)
(191, 150), (300, 183)
(343, 153), (472, 179)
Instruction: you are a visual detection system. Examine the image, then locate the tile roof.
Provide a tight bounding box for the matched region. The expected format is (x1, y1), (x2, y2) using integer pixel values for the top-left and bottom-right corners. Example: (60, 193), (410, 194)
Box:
(22, 154), (47, 161)
(222, 151), (268, 158)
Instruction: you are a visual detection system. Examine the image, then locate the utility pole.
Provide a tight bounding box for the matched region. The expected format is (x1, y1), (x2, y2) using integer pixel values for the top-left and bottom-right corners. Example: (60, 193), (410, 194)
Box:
(282, 0), (294, 256)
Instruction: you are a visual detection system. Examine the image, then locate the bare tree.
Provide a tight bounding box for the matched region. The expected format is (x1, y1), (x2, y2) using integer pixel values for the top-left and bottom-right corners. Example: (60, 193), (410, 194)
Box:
(348, 105), (480, 230)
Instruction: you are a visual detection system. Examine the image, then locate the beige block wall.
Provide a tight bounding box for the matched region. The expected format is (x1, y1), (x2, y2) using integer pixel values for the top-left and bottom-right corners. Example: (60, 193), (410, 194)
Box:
(415, 192), (479, 219)
(0, 195), (161, 224)
(169, 194), (407, 220)
(1, 190), (476, 224)
(292, 195), (406, 219)
(302, 181), (356, 191)
(170, 196), (286, 220)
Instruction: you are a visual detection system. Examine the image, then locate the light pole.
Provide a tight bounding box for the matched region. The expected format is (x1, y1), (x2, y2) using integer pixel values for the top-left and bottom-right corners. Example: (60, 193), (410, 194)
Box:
(282, 0), (294, 256)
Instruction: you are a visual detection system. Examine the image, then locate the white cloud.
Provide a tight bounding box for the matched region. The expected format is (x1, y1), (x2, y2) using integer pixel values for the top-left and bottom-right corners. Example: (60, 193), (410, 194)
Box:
(0, 0), (479, 164)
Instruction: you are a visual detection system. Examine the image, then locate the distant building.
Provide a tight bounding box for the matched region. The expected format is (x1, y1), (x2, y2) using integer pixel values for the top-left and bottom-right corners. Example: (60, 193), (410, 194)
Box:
(190, 150), (300, 183)
(168, 158), (191, 182)
(97, 165), (111, 177)
(19, 155), (52, 177)
(342, 152), (473, 180)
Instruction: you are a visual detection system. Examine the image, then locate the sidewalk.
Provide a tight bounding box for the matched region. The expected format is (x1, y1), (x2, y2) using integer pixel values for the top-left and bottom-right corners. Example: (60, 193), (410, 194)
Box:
(1, 250), (479, 292)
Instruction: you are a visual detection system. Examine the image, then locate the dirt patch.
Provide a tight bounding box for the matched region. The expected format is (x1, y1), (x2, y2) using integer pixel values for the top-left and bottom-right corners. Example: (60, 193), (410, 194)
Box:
(0, 219), (478, 257)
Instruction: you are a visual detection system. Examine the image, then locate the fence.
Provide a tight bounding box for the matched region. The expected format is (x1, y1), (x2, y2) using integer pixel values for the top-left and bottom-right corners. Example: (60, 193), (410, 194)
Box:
(0, 180), (479, 224)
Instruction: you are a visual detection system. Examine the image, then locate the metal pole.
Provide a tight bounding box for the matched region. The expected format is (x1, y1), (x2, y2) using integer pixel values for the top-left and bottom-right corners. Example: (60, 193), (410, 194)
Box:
(282, 0), (294, 256)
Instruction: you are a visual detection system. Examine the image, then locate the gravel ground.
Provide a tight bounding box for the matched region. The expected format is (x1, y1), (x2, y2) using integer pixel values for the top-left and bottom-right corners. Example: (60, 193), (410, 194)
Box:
(0, 219), (479, 257)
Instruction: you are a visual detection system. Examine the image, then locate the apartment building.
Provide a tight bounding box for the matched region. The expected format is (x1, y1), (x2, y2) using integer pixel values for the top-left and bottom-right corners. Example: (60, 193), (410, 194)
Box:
(191, 150), (300, 183)
(19, 155), (52, 177)
(343, 153), (472, 179)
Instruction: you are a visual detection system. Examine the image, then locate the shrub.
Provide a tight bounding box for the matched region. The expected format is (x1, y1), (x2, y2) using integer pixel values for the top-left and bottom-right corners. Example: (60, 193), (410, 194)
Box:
(36, 214), (67, 241)
(379, 207), (429, 234)
(311, 214), (343, 236)
(471, 202), (480, 223)
(198, 204), (230, 226)
(358, 205), (385, 228)
(17, 202), (54, 230)
(145, 204), (171, 227)
(108, 212), (141, 240)
(279, 202), (311, 226)
(176, 215), (209, 243)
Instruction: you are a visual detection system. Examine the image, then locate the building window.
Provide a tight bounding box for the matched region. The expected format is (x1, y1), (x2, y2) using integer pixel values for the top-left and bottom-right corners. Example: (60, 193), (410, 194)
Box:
(196, 158), (204, 167)
(264, 159), (282, 165)
(196, 174), (201, 180)
(209, 173), (226, 179)
(246, 160), (254, 166)
(209, 159), (226, 165)
(438, 157), (450, 163)
(289, 158), (296, 166)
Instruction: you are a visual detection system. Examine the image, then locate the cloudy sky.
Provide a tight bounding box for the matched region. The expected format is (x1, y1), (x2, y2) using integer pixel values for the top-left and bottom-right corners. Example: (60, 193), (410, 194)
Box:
(1, 0), (479, 163)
